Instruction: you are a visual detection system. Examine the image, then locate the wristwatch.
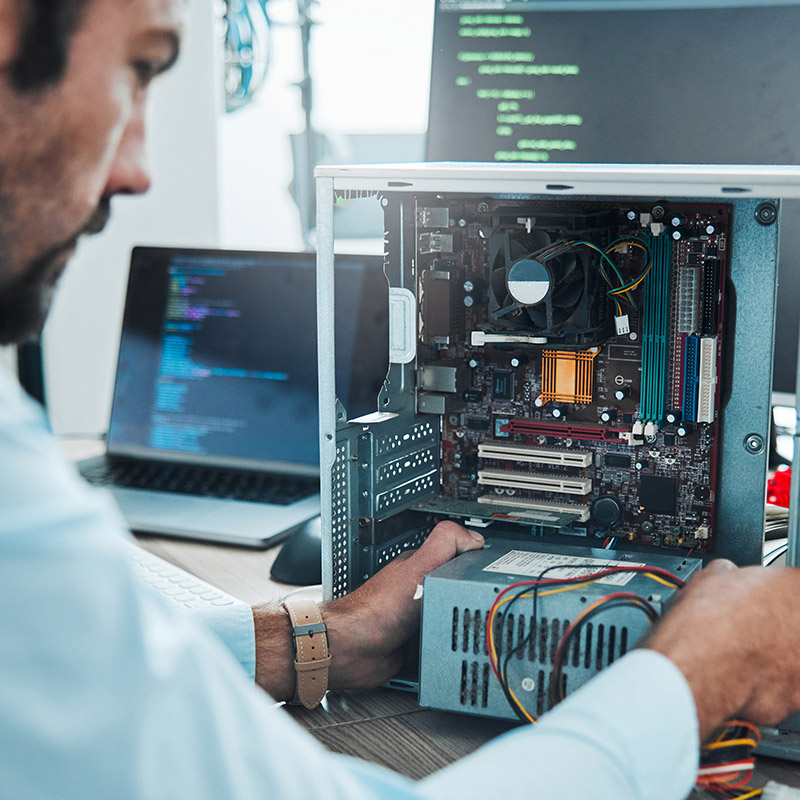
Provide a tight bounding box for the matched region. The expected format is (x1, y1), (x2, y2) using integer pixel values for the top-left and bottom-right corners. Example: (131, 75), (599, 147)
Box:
(282, 597), (331, 709)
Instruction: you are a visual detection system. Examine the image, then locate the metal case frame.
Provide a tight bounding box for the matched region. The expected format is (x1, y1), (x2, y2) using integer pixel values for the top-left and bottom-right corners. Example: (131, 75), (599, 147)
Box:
(316, 163), (800, 600)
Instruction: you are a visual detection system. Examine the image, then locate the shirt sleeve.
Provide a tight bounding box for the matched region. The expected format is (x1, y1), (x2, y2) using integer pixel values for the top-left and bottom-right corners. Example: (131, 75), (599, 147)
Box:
(0, 371), (699, 800)
(420, 649), (700, 800)
(192, 604), (257, 680)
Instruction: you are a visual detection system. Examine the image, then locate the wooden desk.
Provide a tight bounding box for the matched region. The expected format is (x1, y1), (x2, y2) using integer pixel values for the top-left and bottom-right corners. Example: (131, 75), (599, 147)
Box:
(63, 438), (800, 797)
(134, 536), (800, 798)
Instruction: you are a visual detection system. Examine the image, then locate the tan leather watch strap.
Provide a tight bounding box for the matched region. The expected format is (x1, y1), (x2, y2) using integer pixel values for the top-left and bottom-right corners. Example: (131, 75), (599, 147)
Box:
(282, 597), (331, 709)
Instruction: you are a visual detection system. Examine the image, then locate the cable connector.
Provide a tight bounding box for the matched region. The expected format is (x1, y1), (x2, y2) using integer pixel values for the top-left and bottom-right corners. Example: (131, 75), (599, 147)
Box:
(614, 314), (630, 336)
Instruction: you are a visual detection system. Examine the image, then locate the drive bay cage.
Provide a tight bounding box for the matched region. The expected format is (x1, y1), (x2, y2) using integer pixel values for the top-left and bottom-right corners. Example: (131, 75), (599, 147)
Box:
(315, 163), (800, 721)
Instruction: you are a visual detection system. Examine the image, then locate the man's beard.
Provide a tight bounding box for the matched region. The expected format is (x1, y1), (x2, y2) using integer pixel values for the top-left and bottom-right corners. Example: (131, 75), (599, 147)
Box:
(0, 199), (111, 345)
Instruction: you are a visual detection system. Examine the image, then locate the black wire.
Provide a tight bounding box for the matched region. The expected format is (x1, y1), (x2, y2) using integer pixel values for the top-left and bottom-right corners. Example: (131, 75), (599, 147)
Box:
(493, 563), (680, 720)
(548, 598), (658, 708)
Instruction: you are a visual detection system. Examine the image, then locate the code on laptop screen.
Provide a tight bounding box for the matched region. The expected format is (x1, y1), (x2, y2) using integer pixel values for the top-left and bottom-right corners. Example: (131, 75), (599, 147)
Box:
(107, 248), (387, 470)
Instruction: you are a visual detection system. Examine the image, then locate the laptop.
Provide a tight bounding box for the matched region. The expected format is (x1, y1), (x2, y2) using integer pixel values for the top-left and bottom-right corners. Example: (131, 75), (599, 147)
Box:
(80, 246), (387, 547)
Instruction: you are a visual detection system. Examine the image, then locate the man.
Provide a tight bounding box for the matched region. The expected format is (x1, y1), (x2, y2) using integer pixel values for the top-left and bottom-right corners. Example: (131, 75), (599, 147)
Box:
(2, 2), (800, 798)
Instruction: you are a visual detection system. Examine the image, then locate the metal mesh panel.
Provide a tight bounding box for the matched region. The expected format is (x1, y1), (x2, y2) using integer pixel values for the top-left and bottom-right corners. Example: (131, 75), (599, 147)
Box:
(331, 444), (350, 598)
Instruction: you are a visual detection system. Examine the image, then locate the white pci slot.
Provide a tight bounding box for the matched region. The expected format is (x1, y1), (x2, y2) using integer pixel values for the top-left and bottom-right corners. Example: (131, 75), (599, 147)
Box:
(697, 336), (718, 424)
(477, 442), (592, 468)
(477, 495), (591, 523)
(477, 469), (592, 495)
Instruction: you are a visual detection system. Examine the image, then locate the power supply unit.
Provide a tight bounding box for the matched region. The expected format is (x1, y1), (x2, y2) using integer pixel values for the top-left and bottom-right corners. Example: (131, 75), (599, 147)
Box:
(419, 539), (701, 720)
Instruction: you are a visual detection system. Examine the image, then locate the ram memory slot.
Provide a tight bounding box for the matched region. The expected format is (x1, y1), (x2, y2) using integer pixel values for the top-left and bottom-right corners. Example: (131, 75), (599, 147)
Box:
(682, 335), (700, 422)
(640, 232), (672, 423)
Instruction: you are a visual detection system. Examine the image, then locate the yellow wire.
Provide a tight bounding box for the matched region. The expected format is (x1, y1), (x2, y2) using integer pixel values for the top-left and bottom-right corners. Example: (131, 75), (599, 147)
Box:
(731, 789), (763, 799)
(507, 687), (537, 723)
(487, 571), (680, 666)
(488, 582), (597, 665)
(705, 738), (759, 751)
(605, 241), (652, 302)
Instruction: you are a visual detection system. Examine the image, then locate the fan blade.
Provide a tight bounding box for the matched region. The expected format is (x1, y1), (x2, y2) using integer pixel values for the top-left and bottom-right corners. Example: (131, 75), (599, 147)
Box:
(527, 305), (549, 329)
(490, 267), (509, 305)
(552, 278), (584, 309)
(528, 229), (552, 251)
(548, 250), (578, 282)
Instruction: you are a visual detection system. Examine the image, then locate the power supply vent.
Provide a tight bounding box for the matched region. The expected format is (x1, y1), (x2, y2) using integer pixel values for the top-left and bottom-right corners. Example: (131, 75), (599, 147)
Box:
(459, 660), (492, 708)
(450, 608), (630, 669)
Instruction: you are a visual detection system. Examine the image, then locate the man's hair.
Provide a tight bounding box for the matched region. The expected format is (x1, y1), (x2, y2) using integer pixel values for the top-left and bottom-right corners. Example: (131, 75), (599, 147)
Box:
(10, 0), (93, 92)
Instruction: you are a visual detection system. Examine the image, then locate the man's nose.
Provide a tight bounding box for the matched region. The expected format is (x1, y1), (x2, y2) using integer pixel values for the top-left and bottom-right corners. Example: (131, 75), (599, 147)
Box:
(103, 110), (151, 197)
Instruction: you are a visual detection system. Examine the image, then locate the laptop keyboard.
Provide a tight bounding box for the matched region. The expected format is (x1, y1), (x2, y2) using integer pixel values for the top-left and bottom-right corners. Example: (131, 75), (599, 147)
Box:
(81, 457), (318, 505)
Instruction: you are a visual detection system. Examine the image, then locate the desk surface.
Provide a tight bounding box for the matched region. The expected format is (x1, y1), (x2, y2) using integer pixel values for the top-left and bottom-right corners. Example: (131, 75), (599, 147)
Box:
(63, 438), (800, 797)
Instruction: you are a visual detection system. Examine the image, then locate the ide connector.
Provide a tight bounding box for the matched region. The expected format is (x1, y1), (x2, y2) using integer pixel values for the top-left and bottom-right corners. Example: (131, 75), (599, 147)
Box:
(419, 540), (701, 720)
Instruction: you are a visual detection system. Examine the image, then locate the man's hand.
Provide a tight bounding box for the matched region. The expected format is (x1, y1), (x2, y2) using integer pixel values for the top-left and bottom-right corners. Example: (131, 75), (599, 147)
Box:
(645, 560), (800, 740)
(252, 521), (483, 700)
(323, 520), (485, 691)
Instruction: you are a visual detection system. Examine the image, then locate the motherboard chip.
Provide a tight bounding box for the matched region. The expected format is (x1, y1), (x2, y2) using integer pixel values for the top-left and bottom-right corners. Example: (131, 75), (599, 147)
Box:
(639, 475), (678, 515)
(492, 370), (514, 401)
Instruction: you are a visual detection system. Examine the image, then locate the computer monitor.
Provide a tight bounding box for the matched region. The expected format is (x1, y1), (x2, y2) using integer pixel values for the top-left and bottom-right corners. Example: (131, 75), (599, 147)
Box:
(427, 0), (800, 396)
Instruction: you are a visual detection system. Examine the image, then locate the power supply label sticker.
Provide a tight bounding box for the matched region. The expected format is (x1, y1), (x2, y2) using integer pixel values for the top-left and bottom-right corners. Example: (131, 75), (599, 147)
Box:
(483, 551), (646, 586)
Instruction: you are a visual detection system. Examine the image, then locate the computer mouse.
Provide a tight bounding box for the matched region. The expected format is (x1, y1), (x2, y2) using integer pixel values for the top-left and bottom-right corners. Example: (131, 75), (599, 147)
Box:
(270, 517), (322, 586)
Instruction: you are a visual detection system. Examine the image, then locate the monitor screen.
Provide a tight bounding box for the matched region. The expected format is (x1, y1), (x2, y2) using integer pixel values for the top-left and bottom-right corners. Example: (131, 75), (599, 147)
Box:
(107, 248), (387, 470)
(428, 0), (800, 394)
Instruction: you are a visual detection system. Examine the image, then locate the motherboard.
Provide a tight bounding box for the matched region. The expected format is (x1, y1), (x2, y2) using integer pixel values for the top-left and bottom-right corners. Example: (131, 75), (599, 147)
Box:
(412, 196), (729, 553)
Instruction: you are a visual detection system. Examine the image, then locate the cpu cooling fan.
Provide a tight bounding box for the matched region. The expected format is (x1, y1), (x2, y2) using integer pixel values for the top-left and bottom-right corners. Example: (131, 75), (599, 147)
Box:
(487, 227), (611, 346)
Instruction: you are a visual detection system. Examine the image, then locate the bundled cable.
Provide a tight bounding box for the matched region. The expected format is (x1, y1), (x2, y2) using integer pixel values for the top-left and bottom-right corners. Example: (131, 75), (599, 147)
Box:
(485, 560), (762, 797)
(697, 720), (763, 797)
(485, 563), (684, 723)
(531, 237), (652, 316)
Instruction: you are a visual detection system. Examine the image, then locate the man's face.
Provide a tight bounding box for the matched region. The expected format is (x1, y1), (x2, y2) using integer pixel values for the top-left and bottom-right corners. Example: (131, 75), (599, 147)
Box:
(0, 0), (185, 344)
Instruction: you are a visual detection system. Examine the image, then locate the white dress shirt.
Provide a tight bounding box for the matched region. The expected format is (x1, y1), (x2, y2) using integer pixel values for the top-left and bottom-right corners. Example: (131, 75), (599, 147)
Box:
(0, 368), (699, 799)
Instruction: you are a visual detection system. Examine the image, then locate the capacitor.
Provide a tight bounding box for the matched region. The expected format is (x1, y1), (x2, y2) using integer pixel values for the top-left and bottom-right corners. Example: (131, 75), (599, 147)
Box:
(694, 485), (711, 502)
(635, 459), (647, 471)
(665, 410), (681, 425)
(600, 410), (616, 423)
(552, 407), (564, 419)
(468, 358), (480, 369)
(706, 225), (715, 235)
(614, 387), (630, 402)
(591, 496), (622, 529)
(463, 295), (474, 307)
(510, 357), (520, 368)
(672, 230), (682, 241)
(463, 280), (474, 292)
(677, 423), (693, 437)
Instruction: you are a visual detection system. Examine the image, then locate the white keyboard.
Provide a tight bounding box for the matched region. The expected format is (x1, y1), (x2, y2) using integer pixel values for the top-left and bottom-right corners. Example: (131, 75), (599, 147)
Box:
(124, 539), (243, 610)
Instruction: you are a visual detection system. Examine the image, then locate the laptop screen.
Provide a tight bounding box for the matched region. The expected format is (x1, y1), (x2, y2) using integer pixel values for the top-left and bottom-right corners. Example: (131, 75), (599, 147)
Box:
(106, 247), (387, 472)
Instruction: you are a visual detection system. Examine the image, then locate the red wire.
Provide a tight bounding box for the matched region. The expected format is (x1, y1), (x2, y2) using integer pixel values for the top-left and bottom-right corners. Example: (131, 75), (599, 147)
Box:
(485, 565), (684, 678)
(549, 592), (650, 701)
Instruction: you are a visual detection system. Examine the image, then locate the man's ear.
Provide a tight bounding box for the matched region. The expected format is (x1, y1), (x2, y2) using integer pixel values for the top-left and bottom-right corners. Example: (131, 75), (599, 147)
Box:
(0, 0), (23, 70)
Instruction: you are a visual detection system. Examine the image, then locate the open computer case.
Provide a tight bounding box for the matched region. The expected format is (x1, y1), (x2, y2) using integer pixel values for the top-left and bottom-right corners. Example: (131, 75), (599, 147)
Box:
(315, 163), (800, 751)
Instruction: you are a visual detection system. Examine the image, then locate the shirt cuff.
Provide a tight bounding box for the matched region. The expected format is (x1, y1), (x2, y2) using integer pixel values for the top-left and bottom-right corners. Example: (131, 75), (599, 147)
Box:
(535, 649), (700, 800)
(421, 649), (698, 800)
(191, 603), (257, 680)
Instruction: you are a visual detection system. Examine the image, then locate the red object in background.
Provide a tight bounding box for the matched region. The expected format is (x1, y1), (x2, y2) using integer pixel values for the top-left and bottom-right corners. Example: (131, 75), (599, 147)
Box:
(768, 467), (792, 507)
